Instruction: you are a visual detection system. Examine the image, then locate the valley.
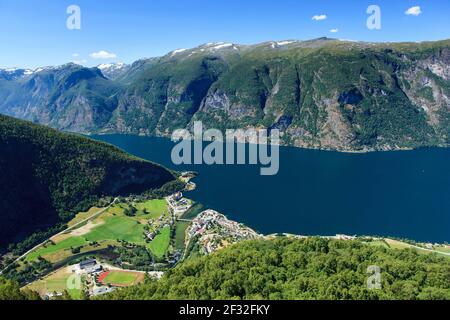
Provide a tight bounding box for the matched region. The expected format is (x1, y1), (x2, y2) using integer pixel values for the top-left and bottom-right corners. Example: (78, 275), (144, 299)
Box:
(3, 191), (262, 299)
(2, 0), (450, 305)
(2, 185), (449, 300)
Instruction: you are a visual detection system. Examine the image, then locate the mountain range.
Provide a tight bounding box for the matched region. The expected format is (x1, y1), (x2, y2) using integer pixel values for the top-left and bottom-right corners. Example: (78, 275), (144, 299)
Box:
(1, 38), (450, 151)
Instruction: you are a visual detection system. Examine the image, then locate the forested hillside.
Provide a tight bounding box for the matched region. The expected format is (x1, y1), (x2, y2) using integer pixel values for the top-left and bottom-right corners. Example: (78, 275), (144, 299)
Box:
(104, 238), (450, 300)
(0, 115), (175, 248)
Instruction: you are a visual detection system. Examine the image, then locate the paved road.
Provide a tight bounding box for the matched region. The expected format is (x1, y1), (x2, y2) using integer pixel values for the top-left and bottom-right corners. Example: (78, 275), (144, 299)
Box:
(408, 244), (450, 257)
(0, 198), (118, 275)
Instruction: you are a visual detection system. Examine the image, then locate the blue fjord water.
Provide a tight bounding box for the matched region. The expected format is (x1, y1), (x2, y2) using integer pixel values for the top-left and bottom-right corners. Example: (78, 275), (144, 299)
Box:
(93, 135), (450, 243)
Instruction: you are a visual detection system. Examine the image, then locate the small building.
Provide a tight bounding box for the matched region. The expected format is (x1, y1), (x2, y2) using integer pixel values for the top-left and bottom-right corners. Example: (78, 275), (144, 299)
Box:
(173, 192), (183, 201)
(45, 292), (63, 300)
(335, 234), (356, 241)
(84, 264), (102, 274)
(79, 259), (97, 270)
(92, 286), (115, 297)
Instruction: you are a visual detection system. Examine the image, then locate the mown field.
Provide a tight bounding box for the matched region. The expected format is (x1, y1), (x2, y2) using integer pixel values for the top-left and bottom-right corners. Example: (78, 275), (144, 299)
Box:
(148, 226), (171, 260)
(135, 199), (168, 218)
(25, 266), (82, 299)
(99, 270), (144, 287)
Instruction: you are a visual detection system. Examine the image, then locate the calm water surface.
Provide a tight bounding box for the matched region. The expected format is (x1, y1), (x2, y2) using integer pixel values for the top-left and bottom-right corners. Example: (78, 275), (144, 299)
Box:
(93, 135), (450, 243)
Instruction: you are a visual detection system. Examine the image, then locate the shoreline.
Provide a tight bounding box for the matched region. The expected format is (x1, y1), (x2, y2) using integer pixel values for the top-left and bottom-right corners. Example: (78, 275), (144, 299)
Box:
(86, 132), (450, 154)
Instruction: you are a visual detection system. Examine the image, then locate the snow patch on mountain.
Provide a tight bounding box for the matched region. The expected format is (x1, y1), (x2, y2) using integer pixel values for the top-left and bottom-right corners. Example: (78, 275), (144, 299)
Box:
(170, 48), (187, 57)
(97, 62), (128, 79)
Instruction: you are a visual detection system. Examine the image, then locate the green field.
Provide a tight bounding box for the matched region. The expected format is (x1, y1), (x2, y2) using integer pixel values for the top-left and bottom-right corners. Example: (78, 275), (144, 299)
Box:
(435, 247), (450, 254)
(366, 240), (390, 248)
(102, 271), (140, 286)
(68, 206), (104, 227)
(26, 236), (88, 261)
(25, 199), (170, 263)
(26, 270), (82, 300)
(135, 199), (168, 218)
(85, 216), (146, 244)
(46, 278), (81, 299)
(149, 225), (171, 259)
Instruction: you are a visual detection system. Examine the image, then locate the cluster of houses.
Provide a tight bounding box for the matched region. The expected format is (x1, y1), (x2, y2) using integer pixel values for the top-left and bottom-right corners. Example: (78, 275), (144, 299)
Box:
(166, 192), (192, 216)
(187, 210), (261, 254)
(334, 234), (357, 241)
(422, 242), (450, 250)
(145, 223), (171, 241)
(145, 213), (172, 241)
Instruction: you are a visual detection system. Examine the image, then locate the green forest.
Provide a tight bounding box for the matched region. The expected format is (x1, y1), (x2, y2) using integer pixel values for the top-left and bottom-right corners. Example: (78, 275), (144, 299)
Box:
(100, 238), (450, 300)
(1, 237), (449, 300)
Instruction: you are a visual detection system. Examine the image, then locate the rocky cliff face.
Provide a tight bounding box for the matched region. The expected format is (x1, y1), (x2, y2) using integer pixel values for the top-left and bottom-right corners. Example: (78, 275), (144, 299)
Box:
(1, 38), (450, 151)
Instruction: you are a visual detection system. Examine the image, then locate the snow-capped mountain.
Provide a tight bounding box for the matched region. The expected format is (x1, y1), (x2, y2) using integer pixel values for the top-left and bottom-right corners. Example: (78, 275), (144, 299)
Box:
(97, 62), (129, 79)
(0, 68), (34, 80)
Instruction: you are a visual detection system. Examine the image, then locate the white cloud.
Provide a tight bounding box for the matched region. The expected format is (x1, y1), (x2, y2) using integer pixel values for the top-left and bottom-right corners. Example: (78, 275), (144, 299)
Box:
(89, 50), (117, 59)
(72, 59), (87, 65)
(312, 14), (327, 21)
(72, 53), (79, 58)
(405, 6), (422, 16)
(330, 28), (339, 33)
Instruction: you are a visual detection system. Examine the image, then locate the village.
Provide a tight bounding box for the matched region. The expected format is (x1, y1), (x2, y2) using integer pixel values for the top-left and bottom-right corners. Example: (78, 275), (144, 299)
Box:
(186, 210), (262, 254)
(19, 181), (450, 299)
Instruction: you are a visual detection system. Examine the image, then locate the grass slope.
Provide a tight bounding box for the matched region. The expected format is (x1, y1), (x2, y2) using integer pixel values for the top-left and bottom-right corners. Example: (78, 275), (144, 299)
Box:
(149, 226), (171, 260)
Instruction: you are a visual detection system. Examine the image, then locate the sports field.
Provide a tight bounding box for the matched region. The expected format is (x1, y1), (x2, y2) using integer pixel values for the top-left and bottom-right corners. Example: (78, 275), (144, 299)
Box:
(98, 270), (144, 287)
(25, 266), (82, 299)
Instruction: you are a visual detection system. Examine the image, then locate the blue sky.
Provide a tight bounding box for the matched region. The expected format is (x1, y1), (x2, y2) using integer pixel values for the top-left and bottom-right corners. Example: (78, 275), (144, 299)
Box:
(0, 0), (449, 69)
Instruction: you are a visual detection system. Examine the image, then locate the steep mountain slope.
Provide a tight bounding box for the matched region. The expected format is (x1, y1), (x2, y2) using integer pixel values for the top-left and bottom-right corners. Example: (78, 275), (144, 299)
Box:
(0, 63), (121, 133)
(1, 38), (450, 151)
(0, 115), (175, 247)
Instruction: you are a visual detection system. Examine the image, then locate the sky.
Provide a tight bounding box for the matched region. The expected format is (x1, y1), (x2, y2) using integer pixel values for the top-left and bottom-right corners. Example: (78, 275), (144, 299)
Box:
(0, 0), (449, 69)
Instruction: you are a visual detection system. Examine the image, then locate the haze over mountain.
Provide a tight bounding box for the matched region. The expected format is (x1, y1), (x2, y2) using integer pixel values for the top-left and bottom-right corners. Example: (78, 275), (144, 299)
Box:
(1, 38), (450, 151)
